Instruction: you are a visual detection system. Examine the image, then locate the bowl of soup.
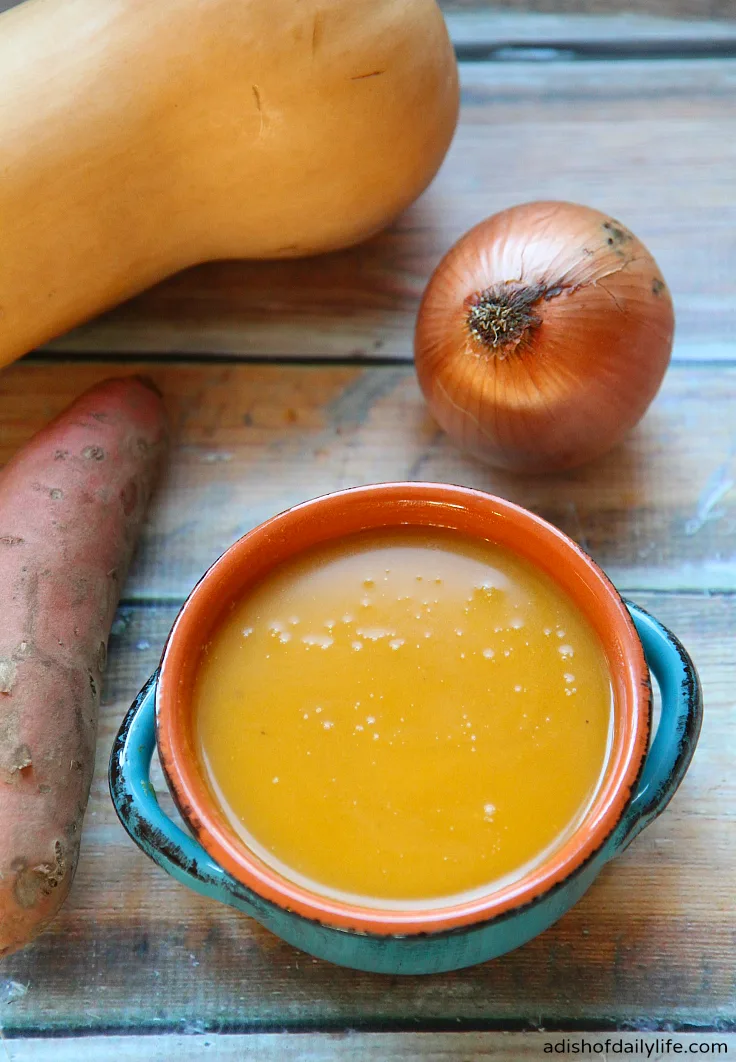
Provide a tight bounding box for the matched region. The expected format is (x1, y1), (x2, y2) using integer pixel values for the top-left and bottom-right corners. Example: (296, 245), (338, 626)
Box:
(110, 483), (701, 974)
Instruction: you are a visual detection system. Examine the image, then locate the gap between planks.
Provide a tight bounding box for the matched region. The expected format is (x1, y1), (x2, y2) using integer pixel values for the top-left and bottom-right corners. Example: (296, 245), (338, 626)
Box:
(25, 352), (736, 370)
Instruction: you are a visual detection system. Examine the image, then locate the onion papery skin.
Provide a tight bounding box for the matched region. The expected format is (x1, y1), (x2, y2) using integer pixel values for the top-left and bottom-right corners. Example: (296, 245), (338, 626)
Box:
(414, 201), (675, 473)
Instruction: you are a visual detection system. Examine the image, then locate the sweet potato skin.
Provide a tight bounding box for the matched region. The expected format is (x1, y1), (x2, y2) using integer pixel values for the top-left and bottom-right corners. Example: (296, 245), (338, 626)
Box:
(0, 376), (167, 956)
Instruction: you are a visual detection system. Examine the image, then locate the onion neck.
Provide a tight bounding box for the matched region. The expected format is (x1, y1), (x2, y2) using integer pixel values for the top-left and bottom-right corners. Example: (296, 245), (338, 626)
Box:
(465, 283), (544, 356)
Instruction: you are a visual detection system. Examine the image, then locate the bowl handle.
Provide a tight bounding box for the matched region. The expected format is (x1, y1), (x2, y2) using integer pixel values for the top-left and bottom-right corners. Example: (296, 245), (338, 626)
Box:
(109, 672), (268, 917)
(607, 601), (702, 858)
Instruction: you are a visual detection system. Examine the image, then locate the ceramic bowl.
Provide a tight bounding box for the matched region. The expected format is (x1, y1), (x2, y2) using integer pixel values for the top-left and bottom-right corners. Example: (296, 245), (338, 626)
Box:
(110, 483), (701, 974)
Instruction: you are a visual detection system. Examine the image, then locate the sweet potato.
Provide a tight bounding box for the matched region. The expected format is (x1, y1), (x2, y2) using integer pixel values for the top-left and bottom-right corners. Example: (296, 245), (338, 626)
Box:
(0, 376), (167, 956)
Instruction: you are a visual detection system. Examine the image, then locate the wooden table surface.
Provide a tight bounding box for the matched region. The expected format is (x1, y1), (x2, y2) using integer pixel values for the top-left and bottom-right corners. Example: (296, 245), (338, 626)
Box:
(1, 2), (735, 1058)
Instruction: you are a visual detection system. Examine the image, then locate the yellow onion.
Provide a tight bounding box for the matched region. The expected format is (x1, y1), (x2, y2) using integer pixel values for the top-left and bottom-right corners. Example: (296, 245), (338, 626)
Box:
(414, 201), (675, 473)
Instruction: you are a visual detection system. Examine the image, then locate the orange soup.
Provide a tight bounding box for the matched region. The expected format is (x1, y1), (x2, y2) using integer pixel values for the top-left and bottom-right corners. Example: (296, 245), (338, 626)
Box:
(193, 528), (613, 907)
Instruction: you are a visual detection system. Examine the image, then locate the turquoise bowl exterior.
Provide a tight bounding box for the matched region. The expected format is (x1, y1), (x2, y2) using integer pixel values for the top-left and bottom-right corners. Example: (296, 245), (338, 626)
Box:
(109, 601), (700, 976)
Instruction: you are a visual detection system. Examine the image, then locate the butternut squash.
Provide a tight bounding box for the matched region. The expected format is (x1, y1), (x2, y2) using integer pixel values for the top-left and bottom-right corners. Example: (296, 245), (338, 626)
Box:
(0, 0), (458, 369)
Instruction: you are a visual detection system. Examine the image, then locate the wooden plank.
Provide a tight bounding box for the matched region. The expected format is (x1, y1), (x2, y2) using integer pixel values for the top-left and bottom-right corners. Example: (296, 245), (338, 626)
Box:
(3, 1032), (736, 1061)
(0, 590), (732, 1033)
(2, 360), (735, 597)
(444, 10), (736, 49)
(441, 1), (736, 20)
(37, 58), (736, 363)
